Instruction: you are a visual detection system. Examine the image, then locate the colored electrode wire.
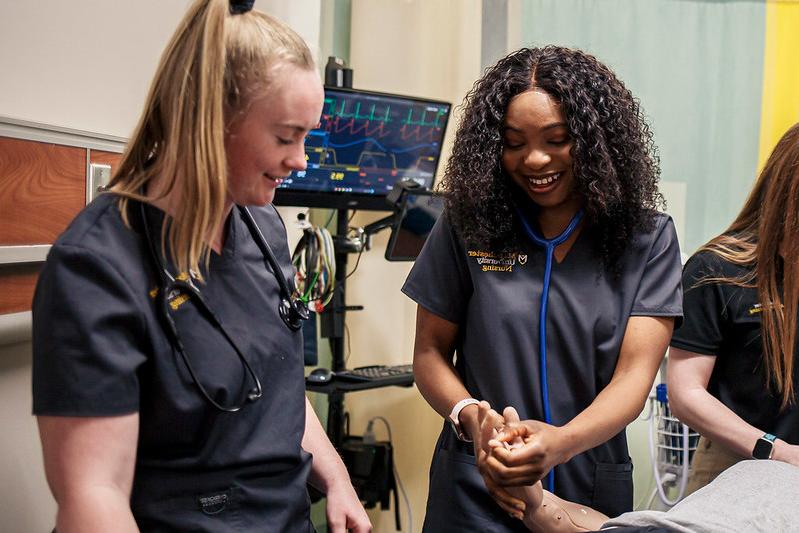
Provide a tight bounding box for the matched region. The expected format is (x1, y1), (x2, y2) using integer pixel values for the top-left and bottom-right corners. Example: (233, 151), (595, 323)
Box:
(291, 223), (336, 312)
(515, 207), (584, 493)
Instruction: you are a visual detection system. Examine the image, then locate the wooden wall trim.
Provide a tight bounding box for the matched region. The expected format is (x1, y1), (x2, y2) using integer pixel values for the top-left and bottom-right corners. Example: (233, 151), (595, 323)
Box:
(0, 245), (51, 264)
(0, 118), (127, 322)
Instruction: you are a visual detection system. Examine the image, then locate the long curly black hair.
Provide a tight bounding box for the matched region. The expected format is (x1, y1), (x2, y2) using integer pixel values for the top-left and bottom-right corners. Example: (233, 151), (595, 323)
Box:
(441, 46), (663, 273)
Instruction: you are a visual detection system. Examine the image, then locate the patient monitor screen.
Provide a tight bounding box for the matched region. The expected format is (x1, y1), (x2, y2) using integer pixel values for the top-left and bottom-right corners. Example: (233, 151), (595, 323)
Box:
(279, 88), (451, 200)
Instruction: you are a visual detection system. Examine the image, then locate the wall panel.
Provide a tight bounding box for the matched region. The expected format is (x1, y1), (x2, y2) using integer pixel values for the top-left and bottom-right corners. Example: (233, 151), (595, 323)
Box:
(0, 137), (85, 245)
(89, 149), (122, 170)
(0, 264), (41, 315)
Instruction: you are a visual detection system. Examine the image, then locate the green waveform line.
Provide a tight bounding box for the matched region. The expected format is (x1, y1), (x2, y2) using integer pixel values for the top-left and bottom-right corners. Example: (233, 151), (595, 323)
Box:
(402, 107), (447, 127)
(325, 98), (393, 123)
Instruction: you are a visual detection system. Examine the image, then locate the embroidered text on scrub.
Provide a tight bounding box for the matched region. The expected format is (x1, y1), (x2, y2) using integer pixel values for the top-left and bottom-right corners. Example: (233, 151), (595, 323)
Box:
(515, 206), (584, 493)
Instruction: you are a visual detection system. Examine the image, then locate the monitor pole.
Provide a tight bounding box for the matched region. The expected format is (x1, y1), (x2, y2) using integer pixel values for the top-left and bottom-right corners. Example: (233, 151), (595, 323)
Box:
(322, 207), (350, 447)
(320, 56), (355, 447)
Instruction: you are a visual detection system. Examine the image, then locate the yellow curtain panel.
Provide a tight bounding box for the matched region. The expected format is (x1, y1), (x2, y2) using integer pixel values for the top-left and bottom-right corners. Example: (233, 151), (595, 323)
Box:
(758, 0), (799, 167)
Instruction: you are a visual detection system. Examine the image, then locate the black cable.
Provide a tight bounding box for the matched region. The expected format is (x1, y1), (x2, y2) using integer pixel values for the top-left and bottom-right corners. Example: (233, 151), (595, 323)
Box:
(323, 209), (336, 229)
(344, 245), (365, 280)
(344, 322), (351, 364)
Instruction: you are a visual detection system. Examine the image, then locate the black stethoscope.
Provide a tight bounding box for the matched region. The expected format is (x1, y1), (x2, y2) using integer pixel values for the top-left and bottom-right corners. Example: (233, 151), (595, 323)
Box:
(140, 199), (309, 412)
(515, 205), (584, 493)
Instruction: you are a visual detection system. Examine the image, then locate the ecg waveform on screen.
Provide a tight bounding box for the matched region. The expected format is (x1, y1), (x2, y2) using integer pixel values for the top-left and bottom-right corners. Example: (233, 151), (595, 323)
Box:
(326, 98), (446, 128)
(311, 96), (446, 171)
(282, 92), (449, 196)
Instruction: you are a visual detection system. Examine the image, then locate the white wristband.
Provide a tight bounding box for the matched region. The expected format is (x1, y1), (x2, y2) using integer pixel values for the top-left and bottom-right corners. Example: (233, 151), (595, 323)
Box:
(448, 398), (480, 442)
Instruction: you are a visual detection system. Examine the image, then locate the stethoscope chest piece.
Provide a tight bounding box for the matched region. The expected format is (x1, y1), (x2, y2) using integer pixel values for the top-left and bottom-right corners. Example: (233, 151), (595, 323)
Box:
(239, 206), (310, 332)
(279, 296), (309, 331)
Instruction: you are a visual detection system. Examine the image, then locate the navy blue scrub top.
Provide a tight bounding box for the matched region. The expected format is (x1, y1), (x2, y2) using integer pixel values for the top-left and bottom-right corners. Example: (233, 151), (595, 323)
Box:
(32, 194), (312, 532)
(402, 211), (682, 526)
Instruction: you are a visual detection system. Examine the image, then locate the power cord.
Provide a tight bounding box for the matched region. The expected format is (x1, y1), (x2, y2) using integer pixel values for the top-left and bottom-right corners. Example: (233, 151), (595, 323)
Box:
(363, 416), (413, 533)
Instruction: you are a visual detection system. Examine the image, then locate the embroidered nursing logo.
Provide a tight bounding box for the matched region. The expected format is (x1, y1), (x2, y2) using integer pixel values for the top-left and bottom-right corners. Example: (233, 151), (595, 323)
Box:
(167, 289), (190, 310)
(467, 250), (518, 273)
(518, 254), (528, 265)
(149, 272), (192, 310)
(748, 302), (784, 315)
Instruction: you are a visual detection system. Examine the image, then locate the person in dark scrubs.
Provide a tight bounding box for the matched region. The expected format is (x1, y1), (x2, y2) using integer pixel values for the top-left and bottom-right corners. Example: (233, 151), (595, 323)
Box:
(31, 1), (370, 531)
(402, 46), (683, 531)
(667, 123), (799, 494)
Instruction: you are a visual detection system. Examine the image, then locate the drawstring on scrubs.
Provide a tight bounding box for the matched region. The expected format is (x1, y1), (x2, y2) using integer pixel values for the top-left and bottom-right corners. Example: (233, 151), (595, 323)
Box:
(515, 206), (584, 493)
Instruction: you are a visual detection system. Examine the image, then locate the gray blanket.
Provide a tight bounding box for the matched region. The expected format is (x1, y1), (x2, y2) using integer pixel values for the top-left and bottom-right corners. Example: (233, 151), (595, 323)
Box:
(603, 460), (799, 532)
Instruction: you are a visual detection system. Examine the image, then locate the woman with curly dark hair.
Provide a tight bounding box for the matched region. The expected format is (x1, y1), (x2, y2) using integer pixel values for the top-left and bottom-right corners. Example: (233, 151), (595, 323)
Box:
(402, 46), (683, 531)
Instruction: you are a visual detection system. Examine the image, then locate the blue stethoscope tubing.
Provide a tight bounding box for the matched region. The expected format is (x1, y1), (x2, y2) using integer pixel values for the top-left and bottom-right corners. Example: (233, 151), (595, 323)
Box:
(515, 206), (584, 493)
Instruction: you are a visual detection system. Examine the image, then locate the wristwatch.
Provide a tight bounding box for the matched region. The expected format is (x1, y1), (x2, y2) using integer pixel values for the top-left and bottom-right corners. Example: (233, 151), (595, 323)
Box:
(448, 398), (480, 442)
(752, 433), (777, 459)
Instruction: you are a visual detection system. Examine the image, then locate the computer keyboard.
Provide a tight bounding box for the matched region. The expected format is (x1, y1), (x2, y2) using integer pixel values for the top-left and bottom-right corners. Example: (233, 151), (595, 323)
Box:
(335, 364), (414, 383)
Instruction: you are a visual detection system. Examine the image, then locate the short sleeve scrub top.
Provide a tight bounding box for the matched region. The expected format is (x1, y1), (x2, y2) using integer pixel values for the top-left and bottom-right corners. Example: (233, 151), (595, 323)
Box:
(670, 251), (799, 446)
(402, 210), (682, 531)
(32, 194), (313, 532)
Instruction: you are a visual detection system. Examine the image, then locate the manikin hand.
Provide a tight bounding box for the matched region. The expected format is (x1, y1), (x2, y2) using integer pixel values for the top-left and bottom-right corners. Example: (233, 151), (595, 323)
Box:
(485, 414), (568, 487)
(483, 404), (610, 532)
(476, 401), (527, 518)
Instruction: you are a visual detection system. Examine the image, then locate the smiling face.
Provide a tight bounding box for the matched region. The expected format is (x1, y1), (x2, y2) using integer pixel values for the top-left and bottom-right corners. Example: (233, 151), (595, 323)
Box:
(224, 63), (324, 207)
(501, 89), (581, 215)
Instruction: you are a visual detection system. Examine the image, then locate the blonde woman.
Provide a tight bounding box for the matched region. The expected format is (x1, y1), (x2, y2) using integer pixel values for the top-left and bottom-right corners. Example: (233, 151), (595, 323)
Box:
(31, 1), (370, 531)
(668, 123), (799, 493)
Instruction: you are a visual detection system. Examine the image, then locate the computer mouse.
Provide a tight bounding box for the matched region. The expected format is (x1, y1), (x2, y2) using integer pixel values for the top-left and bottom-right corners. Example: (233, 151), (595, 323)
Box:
(307, 367), (334, 384)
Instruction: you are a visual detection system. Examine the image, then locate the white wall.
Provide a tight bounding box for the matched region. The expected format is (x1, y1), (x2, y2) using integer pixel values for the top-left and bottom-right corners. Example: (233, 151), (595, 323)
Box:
(0, 0), (321, 138)
(0, 1), (191, 137)
(0, 342), (54, 532)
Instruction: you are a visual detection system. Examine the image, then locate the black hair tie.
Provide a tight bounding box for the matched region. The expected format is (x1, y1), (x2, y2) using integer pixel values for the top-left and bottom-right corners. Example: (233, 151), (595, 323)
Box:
(229, 0), (255, 14)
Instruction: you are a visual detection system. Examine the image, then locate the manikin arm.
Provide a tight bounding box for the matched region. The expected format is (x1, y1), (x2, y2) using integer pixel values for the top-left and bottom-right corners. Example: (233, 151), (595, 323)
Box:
(479, 403), (610, 532)
(522, 485), (610, 533)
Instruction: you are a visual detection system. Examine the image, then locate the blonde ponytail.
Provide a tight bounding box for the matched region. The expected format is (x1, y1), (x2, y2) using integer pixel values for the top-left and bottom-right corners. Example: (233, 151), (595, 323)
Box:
(109, 0), (313, 279)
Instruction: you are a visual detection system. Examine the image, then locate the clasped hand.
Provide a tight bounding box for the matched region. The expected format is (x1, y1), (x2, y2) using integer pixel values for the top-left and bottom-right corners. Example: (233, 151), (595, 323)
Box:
(474, 401), (566, 517)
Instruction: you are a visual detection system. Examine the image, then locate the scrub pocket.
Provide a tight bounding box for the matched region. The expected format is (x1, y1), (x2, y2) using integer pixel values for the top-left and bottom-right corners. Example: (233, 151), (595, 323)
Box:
(422, 431), (528, 533)
(132, 486), (245, 532)
(131, 457), (313, 532)
(591, 461), (633, 517)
